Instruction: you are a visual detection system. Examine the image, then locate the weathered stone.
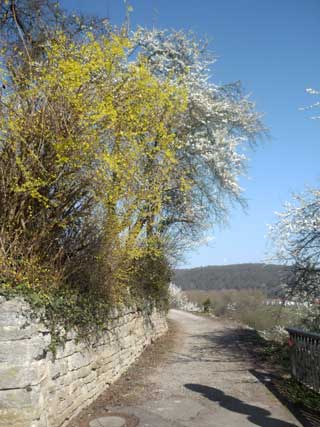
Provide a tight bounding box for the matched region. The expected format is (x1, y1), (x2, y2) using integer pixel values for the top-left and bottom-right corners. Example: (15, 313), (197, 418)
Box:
(49, 358), (68, 380)
(55, 339), (81, 360)
(0, 362), (47, 389)
(0, 297), (167, 427)
(68, 351), (92, 371)
(0, 310), (28, 328)
(0, 408), (40, 427)
(0, 386), (40, 410)
(89, 416), (126, 427)
(0, 324), (37, 341)
(0, 337), (49, 364)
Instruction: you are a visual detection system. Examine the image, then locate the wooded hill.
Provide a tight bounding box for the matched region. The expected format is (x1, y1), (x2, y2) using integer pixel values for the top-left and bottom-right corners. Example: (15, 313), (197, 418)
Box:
(174, 263), (289, 296)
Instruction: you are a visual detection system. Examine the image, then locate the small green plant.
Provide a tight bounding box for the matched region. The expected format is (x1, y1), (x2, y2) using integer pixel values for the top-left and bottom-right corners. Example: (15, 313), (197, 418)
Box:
(203, 297), (212, 313)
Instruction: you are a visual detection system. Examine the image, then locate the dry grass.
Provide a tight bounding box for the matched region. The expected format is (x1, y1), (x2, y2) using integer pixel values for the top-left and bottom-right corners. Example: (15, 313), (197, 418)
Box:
(184, 289), (304, 332)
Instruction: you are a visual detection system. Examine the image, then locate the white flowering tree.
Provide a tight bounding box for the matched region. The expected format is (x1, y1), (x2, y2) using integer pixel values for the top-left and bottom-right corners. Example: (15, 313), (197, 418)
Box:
(168, 283), (201, 311)
(300, 88), (320, 120)
(268, 86), (320, 331)
(269, 188), (320, 305)
(131, 29), (264, 253)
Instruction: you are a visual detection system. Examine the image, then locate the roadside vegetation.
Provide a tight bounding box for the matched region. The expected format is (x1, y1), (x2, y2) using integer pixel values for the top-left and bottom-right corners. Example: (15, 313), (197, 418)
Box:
(185, 289), (318, 334)
(0, 0), (263, 349)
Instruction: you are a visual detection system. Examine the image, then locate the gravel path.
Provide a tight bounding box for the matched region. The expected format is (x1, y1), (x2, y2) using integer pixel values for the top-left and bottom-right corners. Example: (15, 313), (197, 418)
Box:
(70, 310), (303, 427)
(113, 310), (302, 426)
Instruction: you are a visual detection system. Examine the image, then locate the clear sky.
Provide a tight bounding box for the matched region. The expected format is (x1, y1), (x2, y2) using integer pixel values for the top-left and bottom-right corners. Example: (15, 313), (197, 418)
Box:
(62, 0), (320, 268)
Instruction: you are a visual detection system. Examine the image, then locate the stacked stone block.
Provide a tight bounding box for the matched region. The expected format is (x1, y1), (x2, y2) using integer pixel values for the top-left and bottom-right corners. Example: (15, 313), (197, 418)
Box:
(0, 297), (167, 427)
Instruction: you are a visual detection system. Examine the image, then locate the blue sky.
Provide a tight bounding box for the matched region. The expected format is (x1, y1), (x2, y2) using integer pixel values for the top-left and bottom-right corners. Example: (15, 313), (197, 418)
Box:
(62, 0), (320, 267)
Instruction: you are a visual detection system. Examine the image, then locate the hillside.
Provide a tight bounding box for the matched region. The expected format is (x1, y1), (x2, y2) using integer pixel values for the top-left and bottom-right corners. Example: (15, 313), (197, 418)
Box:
(174, 263), (289, 296)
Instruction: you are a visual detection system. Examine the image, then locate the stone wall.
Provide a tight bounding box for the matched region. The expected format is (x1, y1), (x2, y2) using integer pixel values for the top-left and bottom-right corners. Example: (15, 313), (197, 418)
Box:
(0, 296), (167, 427)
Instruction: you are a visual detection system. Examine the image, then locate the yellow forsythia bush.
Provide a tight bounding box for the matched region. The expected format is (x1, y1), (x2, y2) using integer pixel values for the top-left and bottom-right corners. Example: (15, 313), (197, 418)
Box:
(0, 30), (187, 303)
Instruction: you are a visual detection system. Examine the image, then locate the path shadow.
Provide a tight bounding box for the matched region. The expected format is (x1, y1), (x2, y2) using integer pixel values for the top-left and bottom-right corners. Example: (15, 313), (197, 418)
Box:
(191, 326), (269, 364)
(185, 383), (299, 427)
(250, 370), (320, 427)
(191, 328), (319, 427)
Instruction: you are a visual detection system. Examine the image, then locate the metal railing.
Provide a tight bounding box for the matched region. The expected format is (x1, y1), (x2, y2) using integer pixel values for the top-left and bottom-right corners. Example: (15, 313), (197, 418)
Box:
(286, 328), (320, 393)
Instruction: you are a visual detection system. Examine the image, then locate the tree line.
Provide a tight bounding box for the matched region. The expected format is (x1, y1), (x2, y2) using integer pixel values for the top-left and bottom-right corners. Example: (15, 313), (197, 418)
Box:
(174, 263), (289, 296)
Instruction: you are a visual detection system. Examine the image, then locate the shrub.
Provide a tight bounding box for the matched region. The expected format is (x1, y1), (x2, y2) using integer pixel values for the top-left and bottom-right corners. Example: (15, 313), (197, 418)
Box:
(186, 289), (311, 333)
(0, 31), (186, 300)
(203, 298), (212, 313)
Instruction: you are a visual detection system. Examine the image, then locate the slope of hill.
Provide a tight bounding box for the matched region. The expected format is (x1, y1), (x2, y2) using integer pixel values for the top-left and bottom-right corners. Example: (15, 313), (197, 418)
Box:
(174, 263), (289, 296)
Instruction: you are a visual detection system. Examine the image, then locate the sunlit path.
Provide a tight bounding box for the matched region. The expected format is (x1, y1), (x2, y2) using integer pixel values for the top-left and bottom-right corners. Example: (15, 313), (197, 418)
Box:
(102, 310), (302, 427)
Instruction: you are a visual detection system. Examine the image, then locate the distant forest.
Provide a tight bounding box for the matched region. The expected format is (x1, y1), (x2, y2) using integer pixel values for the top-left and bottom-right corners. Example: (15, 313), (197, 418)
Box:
(174, 264), (289, 296)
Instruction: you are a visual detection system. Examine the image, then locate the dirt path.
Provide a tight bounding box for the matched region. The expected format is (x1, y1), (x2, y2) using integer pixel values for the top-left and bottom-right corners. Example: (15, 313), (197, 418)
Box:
(70, 310), (303, 427)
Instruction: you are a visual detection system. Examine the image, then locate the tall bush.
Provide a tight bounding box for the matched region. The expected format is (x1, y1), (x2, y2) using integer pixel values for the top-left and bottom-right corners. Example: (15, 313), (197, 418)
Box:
(0, 30), (187, 302)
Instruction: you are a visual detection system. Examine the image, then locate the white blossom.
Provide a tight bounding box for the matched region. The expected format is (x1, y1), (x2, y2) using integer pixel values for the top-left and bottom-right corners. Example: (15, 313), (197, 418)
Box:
(168, 283), (201, 311)
(131, 28), (264, 253)
(269, 187), (320, 305)
(299, 87), (320, 120)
